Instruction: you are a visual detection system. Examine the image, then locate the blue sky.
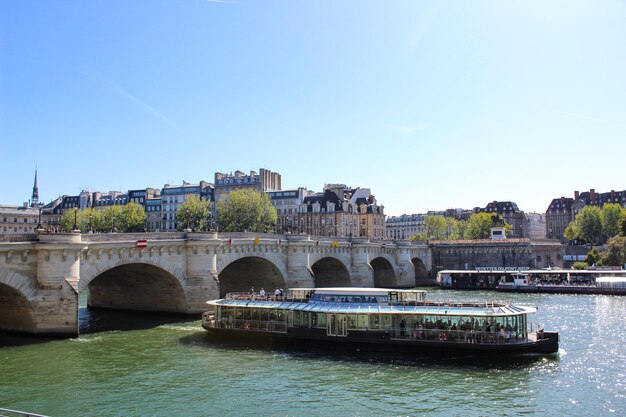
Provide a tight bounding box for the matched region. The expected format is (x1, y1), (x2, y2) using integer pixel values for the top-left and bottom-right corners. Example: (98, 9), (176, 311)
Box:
(1, 0), (624, 215)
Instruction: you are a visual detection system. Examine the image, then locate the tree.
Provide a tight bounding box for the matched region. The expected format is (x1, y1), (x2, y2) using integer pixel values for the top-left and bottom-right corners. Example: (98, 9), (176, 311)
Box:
(176, 195), (212, 231)
(600, 236), (626, 266)
(572, 261), (589, 270)
(576, 206), (603, 244)
(621, 210), (626, 237)
(217, 189), (277, 233)
(120, 202), (147, 232)
(445, 217), (462, 240)
(563, 221), (580, 242)
(464, 212), (508, 240)
(60, 204), (146, 233)
(601, 203), (625, 240)
(423, 215), (447, 240)
(585, 247), (602, 267)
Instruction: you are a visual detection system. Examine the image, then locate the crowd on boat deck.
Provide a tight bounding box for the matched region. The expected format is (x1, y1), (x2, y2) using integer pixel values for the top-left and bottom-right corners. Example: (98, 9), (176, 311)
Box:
(394, 316), (518, 343)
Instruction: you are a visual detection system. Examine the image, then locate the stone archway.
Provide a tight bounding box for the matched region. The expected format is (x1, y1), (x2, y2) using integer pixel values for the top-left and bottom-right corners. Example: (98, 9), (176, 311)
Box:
(218, 256), (286, 297)
(371, 257), (396, 288)
(411, 257), (430, 285)
(87, 263), (188, 313)
(0, 283), (36, 333)
(311, 257), (351, 287)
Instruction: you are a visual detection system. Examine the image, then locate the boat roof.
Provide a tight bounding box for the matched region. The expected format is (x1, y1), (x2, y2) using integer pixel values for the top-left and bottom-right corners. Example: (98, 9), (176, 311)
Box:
(206, 299), (535, 317)
(438, 269), (626, 275)
(312, 287), (426, 295)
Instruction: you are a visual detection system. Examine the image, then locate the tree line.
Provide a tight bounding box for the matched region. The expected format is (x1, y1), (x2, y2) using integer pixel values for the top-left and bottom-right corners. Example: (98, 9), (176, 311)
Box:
(410, 212), (510, 241)
(60, 189), (277, 234)
(564, 203), (626, 268)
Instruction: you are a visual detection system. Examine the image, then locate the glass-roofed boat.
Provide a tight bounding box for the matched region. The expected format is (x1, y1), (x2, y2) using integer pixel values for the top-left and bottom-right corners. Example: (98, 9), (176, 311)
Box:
(201, 288), (559, 355)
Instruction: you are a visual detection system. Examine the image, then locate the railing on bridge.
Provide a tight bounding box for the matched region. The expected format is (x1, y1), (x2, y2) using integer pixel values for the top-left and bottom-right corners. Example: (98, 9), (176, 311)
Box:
(0, 234), (38, 243)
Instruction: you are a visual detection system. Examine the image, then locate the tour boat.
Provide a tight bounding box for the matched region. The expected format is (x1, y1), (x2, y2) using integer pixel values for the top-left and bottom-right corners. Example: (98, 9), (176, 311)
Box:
(201, 288), (559, 356)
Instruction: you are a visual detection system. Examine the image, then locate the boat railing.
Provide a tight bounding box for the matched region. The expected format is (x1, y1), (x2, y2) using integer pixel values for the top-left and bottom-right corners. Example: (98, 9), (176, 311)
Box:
(205, 316), (288, 333)
(389, 327), (527, 345)
(223, 292), (309, 303)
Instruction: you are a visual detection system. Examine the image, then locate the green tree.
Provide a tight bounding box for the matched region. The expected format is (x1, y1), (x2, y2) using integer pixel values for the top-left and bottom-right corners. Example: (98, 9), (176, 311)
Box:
(563, 221), (580, 241)
(176, 195), (212, 231)
(585, 247), (603, 267)
(456, 220), (469, 240)
(120, 202), (147, 232)
(464, 212), (508, 240)
(572, 261), (589, 270)
(424, 215), (447, 240)
(445, 217), (462, 240)
(61, 204), (147, 233)
(60, 207), (91, 232)
(600, 236), (626, 266)
(410, 233), (428, 241)
(577, 206), (603, 244)
(601, 203), (625, 240)
(217, 189), (277, 233)
(621, 210), (626, 237)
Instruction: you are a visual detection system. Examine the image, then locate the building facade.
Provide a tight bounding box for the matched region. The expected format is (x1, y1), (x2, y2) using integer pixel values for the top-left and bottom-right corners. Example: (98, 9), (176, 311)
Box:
(545, 189), (625, 241)
(385, 213), (426, 240)
(268, 188), (311, 234)
(0, 204), (40, 237)
(297, 185), (385, 240)
(214, 169), (281, 203)
(161, 181), (213, 231)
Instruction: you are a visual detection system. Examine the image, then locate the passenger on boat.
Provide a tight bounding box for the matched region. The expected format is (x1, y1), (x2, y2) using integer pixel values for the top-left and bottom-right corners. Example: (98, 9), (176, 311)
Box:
(259, 288), (266, 297)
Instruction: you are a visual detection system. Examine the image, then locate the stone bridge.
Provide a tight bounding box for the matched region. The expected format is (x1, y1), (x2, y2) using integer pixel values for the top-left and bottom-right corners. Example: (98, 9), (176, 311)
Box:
(0, 231), (431, 336)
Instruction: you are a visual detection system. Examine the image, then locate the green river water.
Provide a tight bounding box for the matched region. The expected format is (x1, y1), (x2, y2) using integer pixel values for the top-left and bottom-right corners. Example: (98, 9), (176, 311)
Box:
(1, 290), (624, 417)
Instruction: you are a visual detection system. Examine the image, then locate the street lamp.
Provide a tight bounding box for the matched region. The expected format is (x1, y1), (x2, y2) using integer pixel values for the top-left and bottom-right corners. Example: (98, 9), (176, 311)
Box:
(37, 202), (43, 229)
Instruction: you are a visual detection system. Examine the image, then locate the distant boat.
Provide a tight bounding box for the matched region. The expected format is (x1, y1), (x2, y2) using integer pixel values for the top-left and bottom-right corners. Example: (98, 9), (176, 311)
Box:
(202, 287), (558, 356)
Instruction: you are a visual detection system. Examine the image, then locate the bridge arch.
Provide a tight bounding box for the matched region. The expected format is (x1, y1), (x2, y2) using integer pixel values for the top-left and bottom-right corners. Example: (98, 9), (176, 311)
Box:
(0, 268), (37, 332)
(81, 261), (188, 313)
(217, 256), (286, 297)
(371, 256), (397, 288)
(411, 257), (430, 284)
(311, 257), (351, 287)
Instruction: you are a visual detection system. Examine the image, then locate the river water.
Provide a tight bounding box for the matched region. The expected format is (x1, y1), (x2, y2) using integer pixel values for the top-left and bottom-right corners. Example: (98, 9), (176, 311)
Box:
(1, 290), (624, 417)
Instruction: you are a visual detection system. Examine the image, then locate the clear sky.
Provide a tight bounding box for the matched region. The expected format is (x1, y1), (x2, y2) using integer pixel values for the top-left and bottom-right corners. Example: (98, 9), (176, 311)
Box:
(1, 0), (624, 215)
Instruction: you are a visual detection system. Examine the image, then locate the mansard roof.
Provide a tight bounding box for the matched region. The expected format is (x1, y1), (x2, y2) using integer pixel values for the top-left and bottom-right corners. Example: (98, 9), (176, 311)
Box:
(484, 201), (520, 213)
(577, 190), (626, 206)
(303, 189), (343, 212)
(546, 197), (574, 212)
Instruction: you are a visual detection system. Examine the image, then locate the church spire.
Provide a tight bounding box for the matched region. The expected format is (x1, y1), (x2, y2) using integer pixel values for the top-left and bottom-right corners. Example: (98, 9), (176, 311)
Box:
(31, 169), (39, 207)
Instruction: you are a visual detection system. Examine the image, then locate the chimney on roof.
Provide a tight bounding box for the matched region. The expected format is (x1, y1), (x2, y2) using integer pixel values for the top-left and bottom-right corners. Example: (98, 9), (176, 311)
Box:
(574, 190), (579, 200)
(590, 189), (595, 201)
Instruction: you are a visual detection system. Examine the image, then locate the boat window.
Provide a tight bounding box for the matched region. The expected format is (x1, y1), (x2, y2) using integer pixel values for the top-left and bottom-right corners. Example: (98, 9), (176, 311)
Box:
(294, 310), (308, 327)
(369, 314), (380, 330)
(316, 313), (327, 328)
(357, 315), (369, 329)
(348, 314), (358, 329)
(380, 314), (391, 330)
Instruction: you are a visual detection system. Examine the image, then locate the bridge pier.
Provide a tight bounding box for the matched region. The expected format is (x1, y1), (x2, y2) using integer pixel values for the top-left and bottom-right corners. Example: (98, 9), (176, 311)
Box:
(185, 233), (220, 312)
(350, 239), (375, 287)
(33, 232), (84, 336)
(285, 235), (315, 288)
